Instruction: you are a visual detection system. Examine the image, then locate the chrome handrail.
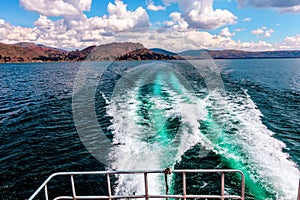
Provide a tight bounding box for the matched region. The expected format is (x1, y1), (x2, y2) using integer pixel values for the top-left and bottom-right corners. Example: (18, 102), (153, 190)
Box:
(29, 169), (245, 200)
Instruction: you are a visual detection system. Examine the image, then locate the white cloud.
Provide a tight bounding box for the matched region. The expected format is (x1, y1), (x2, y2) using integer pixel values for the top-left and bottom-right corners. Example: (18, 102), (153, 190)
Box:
(0, 18), (286, 52)
(20, 0), (92, 17)
(112, 28), (275, 52)
(164, 0), (237, 30)
(242, 17), (251, 22)
(33, 15), (86, 48)
(235, 40), (273, 51)
(252, 28), (264, 35)
(236, 0), (300, 13)
(0, 19), (37, 44)
(236, 0), (300, 8)
(87, 1), (150, 33)
(220, 27), (235, 37)
(277, 35), (300, 49)
(146, 0), (166, 11)
(2, 0), (300, 52)
(279, 5), (300, 13)
(0, 0), (150, 49)
(252, 27), (274, 38)
(265, 29), (274, 37)
(235, 28), (246, 32)
(165, 12), (188, 30)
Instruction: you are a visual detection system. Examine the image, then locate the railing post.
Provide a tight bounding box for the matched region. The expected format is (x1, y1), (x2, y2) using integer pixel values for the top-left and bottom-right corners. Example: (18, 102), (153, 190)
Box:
(163, 168), (172, 200)
(241, 172), (245, 200)
(70, 175), (76, 199)
(29, 169), (246, 200)
(107, 174), (112, 200)
(144, 173), (149, 200)
(44, 184), (48, 200)
(182, 172), (186, 200)
(221, 172), (225, 200)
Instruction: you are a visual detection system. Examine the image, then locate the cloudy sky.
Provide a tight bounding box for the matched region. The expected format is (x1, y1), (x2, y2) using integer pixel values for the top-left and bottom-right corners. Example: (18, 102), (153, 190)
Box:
(1, 0), (300, 51)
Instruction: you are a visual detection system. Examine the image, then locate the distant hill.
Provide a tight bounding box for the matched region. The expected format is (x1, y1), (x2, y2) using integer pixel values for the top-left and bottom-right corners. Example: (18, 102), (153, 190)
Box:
(0, 42), (67, 62)
(179, 49), (208, 57)
(178, 49), (300, 59)
(15, 42), (67, 53)
(1, 41), (300, 63)
(150, 48), (177, 56)
(150, 48), (300, 59)
(0, 42), (146, 63)
(117, 48), (177, 61)
(178, 49), (212, 59)
(0, 42), (177, 63)
(84, 42), (145, 61)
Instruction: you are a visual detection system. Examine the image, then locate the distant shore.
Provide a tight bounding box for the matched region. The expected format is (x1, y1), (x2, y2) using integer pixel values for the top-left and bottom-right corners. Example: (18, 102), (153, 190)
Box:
(1, 41), (300, 63)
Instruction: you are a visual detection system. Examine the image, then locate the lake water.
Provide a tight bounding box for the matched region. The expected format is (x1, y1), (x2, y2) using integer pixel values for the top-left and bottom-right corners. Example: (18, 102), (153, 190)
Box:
(0, 59), (299, 199)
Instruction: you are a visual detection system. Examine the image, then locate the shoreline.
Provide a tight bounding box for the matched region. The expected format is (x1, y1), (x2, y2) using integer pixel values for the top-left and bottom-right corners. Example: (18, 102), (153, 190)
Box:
(1, 56), (300, 64)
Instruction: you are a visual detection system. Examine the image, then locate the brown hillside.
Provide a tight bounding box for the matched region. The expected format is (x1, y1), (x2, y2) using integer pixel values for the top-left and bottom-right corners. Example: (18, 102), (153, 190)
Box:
(84, 42), (145, 61)
(0, 42), (67, 63)
(117, 48), (177, 60)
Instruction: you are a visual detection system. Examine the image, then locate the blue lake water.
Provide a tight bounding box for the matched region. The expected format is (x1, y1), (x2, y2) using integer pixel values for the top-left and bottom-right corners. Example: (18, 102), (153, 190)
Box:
(0, 59), (299, 199)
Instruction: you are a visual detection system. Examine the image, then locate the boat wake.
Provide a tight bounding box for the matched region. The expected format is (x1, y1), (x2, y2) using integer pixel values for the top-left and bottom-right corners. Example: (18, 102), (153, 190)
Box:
(102, 61), (299, 199)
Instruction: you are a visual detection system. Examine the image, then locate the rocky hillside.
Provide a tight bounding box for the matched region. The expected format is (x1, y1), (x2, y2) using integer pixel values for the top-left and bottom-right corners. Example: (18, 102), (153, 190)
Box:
(0, 42), (67, 63)
(0, 42), (147, 63)
(84, 42), (145, 61)
(1, 41), (300, 63)
(116, 48), (177, 60)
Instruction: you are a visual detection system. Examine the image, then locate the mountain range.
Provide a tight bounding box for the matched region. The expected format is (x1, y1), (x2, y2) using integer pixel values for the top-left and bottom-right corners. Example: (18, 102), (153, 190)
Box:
(1, 42), (300, 63)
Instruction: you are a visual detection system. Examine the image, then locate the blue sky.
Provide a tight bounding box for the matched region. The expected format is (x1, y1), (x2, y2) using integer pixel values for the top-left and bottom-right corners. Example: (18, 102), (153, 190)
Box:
(0, 0), (300, 51)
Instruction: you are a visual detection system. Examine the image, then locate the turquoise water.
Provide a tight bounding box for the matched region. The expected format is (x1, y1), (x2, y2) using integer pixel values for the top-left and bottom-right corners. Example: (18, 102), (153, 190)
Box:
(0, 59), (299, 199)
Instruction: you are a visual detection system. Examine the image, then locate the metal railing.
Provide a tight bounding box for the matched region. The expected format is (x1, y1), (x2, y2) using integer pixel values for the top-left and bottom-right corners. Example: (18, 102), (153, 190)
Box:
(29, 169), (245, 200)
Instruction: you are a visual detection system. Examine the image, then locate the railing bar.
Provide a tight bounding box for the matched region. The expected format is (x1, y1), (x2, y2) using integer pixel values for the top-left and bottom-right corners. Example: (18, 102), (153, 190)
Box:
(30, 169), (245, 200)
(144, 173), (149, 200)
(221, 172), (225, 200)
(52, 194), (243, 199)
(182, 172), (186, 200)
(62, 169), (242, 175)
(172, 169), (242, 173)
(29, 173), (58, 200)
(70, 175), (76, 199)
(31, 169), (243, 176)
(106, 174), (112, 199)
(44, 184), (49, 200)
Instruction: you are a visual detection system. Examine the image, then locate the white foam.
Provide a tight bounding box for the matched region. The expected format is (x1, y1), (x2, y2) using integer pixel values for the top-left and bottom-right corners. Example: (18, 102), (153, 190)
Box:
(105, 70), (300, 199)
(205, 89), (300, 200)
(106, 73), (208, 196)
